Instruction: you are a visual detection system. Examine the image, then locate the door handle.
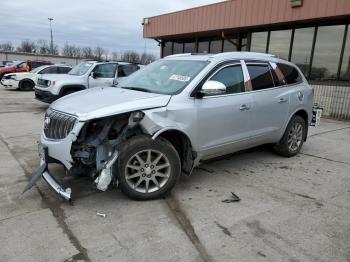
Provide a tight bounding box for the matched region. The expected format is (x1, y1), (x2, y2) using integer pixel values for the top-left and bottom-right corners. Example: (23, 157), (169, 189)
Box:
(278, 98), (288, 103)
(239, 104), (250, 111)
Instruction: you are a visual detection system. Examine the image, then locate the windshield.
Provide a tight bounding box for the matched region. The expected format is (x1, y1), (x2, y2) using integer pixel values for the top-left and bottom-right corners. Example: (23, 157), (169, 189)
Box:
(120, 60), (208, 95)
(30, 65), (47, 73)
(68, 62), (93, 76)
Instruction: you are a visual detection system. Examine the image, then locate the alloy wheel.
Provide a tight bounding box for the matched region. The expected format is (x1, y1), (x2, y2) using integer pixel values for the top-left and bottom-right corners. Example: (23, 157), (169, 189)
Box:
(125, 149), (171, 193)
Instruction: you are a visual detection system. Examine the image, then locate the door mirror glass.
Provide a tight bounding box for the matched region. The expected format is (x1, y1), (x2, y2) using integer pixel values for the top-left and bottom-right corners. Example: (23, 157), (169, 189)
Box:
(200, 80), (226, 96)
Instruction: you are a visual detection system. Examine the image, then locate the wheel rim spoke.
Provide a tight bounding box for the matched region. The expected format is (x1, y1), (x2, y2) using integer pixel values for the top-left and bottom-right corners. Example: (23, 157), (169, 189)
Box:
(134, 177), (143, 188)
(126, 172), (142, 180)
(151, 177), (160, 188)
(152, 154), (162, 165)
(135, 154), (144, 165)
(145, 179), (150, 193)
(127, 164), (141, 171)
(146, 150), (152, 163)
(155, 163), (170, 171)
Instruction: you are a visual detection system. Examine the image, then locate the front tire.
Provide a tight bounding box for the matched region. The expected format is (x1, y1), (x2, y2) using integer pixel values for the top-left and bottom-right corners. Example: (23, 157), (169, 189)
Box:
(19, 79), (34, 91)
(274, 115), (306, 157)
(115, 135), (181, 200)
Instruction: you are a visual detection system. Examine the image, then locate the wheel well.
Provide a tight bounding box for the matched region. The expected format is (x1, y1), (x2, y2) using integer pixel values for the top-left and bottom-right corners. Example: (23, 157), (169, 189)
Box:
(293, 109), (308, 141)
(20, 78), (34, 85)
(60, 85), (85, 96)
(157, 130), (195, 175)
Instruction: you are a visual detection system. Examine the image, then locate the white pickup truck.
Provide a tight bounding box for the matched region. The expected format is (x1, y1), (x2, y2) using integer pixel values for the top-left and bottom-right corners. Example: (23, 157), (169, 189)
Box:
(34, 61), (142, 103)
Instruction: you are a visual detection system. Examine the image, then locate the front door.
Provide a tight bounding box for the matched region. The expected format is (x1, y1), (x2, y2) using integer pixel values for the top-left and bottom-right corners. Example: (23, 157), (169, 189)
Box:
(88, 63), (118, 88)
(195, 62), (254, 159)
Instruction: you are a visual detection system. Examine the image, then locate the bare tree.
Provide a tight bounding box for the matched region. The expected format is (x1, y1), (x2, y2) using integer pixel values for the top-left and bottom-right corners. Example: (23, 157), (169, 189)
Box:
(111, 51), (119, 61)
(81, 46), (94, 58)
(140, 53), (156, 64)
(17, 40), (36, 53)
(62, 43), (81, 58)
(0, 42), (14, 51)
(94, 46), (105, 60)
(121, 51), (140, 63)
(36, 39), (50, 54)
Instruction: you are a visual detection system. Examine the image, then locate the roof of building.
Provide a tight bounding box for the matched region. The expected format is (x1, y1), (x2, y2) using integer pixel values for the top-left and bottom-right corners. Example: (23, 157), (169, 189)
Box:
(143, 0), (350, 39)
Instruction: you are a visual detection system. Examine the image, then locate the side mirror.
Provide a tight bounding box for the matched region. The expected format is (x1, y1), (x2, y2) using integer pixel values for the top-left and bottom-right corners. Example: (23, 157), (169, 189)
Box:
(90, 72), (96, 79)
(198, 80), (226, 97)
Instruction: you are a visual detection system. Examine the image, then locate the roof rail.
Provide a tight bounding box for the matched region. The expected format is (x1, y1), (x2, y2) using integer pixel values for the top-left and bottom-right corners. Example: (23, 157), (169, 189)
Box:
(165, 53), (193, 58)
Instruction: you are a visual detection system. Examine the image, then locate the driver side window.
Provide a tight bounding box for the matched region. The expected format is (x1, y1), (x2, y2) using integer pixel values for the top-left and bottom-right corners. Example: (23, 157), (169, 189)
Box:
(93, 64), (117, 78)
(209, 65), (245, 94)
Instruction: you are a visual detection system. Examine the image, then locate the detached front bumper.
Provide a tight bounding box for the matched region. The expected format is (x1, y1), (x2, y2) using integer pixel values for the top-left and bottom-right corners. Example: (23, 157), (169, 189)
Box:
(42, 169), (72, 201)
(24, 148), (72, 202)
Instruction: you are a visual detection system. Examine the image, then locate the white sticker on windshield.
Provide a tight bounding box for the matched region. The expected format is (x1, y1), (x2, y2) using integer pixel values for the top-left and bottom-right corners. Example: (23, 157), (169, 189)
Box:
(169, 74), (191, 82)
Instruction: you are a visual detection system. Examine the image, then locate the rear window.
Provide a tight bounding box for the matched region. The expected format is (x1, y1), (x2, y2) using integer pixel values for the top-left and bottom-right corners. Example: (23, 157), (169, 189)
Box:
(277, 63), (302, 85)
(247, 64), (274, 91)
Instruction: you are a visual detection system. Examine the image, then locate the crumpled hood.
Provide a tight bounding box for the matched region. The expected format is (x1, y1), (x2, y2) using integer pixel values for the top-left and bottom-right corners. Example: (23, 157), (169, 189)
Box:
(51, 87), (171, 121)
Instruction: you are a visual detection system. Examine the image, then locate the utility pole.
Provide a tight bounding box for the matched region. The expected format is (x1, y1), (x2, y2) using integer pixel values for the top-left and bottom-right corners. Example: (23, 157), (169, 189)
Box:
(48, 18), (54, 54)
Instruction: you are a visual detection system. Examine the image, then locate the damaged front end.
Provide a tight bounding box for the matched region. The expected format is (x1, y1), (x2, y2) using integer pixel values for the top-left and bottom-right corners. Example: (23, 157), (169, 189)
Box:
(24, 110), (145, 201)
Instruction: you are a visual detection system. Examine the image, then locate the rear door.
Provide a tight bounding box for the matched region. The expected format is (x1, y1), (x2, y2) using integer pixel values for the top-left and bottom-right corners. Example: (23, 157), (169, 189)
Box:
(196, 61), (254, 159)
(89, 63), (118, 88)
(117, 64), (140, 81)
(244, 61), (290, 142)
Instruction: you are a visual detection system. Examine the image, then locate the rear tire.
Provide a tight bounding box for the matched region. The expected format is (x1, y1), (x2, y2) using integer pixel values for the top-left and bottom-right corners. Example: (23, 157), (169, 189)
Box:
(19, 79), (34, 91)
(274, 115), (306, 157)
(115, 135), (181, 200)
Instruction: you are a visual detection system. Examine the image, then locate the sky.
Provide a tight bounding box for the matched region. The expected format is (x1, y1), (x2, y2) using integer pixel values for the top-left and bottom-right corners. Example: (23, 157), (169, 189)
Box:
(0, 0), (220, 57)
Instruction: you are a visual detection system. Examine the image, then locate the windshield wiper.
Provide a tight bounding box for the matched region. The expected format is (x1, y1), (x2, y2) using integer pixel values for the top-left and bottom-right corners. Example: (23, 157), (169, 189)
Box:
(123, 87), (151, 93)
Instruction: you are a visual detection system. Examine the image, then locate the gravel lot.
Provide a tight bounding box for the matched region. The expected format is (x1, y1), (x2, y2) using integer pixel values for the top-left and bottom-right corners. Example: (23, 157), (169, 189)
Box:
(0, 87), (349, 262)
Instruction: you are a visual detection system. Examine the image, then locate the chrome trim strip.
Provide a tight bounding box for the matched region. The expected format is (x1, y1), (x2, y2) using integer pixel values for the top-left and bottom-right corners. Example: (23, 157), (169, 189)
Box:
(42, 171), (71, 201)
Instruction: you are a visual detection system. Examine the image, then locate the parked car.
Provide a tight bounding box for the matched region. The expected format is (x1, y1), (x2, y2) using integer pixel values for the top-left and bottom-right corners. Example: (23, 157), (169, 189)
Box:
(25, 52), (318, 202)
(34, 61), (142, 103)
(0, 60), (52, 81)
(1, 64), (72, 91)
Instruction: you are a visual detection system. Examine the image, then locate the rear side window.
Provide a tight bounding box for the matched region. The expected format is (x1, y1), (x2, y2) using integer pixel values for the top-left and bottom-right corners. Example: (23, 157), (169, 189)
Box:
(209, 65), (245, 94)
(277, 63), (302, 84)
(40, 66), (57, 74)
(247, 64), (274, 91)
(58, 67), (71, 74)
(118, 65), (140, 77)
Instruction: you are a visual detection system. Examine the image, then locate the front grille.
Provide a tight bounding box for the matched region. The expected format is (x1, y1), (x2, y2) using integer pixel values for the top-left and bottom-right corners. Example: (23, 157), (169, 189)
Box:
(37, 78), (50, 87)
(44, 110), (77, 139)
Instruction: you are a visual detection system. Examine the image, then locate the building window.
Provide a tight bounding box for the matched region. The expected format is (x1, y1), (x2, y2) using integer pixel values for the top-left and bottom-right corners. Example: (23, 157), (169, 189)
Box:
(223, 40), (238, 52)
(340, 26), (350, 82)
(268, 29), (292, 60)
(310, 25), (345, 81)
(250, 32), (268, 53)
(184, 41), (196, 53)
(198, 40), (209, 53)
(163, 41), (172, 57)
(173, 41), (183, 54)
(290, 27), (314, 77)
(210, 40), (223, 53)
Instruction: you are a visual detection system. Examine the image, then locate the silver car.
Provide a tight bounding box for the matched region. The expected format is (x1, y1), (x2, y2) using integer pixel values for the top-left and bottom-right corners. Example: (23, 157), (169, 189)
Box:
(26, 52), (316, 201)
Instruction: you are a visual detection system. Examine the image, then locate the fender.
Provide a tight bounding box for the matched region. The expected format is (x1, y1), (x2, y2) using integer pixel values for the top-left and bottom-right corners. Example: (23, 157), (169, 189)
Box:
(59, 85), (86, 96)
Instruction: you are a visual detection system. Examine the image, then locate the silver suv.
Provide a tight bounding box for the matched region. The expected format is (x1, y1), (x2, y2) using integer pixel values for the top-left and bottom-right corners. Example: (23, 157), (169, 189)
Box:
(26, 52), (316, 201)
(34, 61), (141, 103)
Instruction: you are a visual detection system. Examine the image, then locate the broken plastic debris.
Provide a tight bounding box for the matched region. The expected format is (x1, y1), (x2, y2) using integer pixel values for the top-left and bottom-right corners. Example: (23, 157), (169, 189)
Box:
(96, 212), (106, 218)
(221, 192), (240, 203)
